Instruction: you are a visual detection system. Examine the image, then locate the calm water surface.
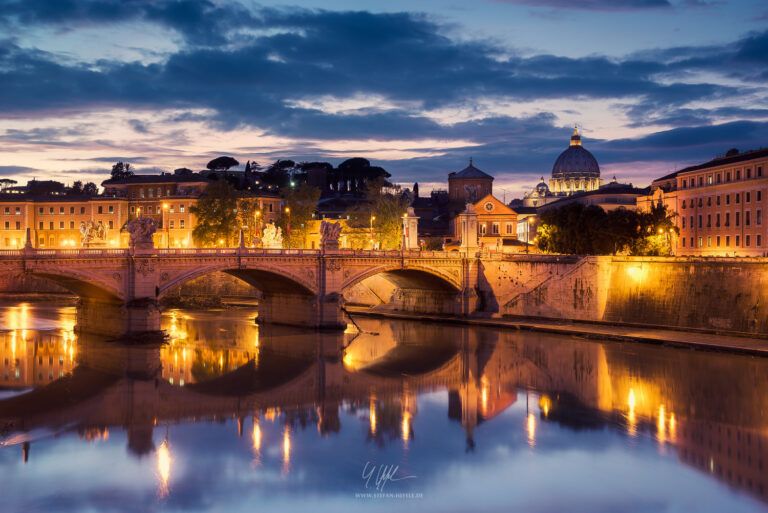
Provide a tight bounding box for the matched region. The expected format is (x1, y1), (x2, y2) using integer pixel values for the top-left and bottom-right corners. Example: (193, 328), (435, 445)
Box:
(1, 301), (767, 513)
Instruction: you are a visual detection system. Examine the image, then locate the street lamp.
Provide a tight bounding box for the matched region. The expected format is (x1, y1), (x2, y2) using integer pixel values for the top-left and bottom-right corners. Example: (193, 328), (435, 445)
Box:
(370, 215), (376, 250)
(163, 203), (169, 248)
(255, 210), (262, 247)
(526, 216), (535, 254)
(285, 207), (291, 248)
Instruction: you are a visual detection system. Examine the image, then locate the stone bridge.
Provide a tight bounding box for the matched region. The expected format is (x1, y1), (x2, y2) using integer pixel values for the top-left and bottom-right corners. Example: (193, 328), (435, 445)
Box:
(0, 245), (482, 330)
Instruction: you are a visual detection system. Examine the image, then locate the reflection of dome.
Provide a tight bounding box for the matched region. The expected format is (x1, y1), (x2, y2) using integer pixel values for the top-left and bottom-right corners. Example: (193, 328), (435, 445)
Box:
(551, 128), (600, 179)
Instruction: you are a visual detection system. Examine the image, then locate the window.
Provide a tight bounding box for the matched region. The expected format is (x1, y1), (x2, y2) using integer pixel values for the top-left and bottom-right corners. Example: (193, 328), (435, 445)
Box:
(130, 206), (135, 214)
(682, 217), (686, 228)
(14, 207), (19, 215)
(98, 206), (103, 214)
(180, 220), (185, 229)
(698, 215), (702, 228)
(707, 197), (712, 207)
(759, 190), (763, 202)
(180, 204), (185, 213)
(69, 221), (74, 229)
(726, 235), (731, 246)
(148, 189), (154, 198)
(49, 236), (54, 247)
(170, 205), (175, 213)
(4, 222), (8, 230)
(736, 212), (740, 226)
(49, 207), (54, 214)
(131, 191), (136, 199)
(38, 222), (43, 230)
(690, 215), (694, 229)
(746, 235), (751, 247)
(157, 188), (161, 197)
(38, 236), (44, 245)
(59, 221), (64, 229)
(14, 222), (19, 230)
(758, 210), (762, 225)
(268, 204), (272, 212)
(726, 194), (731, 205)
(59, 207), (64, 214)
(48, 221), (53, 230)
(707, 236), (712, 247)
(140, 189), (145, 199)
(690, 237), (694, 247)
(747, 192), (751, 203)
(747, 168), (752, 179)
(682, 238), (686, 247)
(491, 223), (499, 234)
(108, 220), (114, 229)
(726, 171), (731, 182)
(698, 198), (703, 207)
(717, 174), (722, 184)
(698, 237), (703, 247)
(717, 196), (721, 206)
(698, 176), (703, 186)
(708, 175), (713, 185)
(170, 220), (175, 229)
(505, 223), (513, 234)
(3, 207), (8, 215)
(736, 235), (740, 246)
(707, 214), (711, 228)
(725, 212), (730, 227)
(148, 206), (153, 215)
(69, 207), (74, 214)
(736, 193), (740, 204)
(737, 170), (741, 180)
(716, 213), (720, 227)
(746, 211), (751, 226)
(108, 205), (113, 214)
(80, 207), (85, 214)
(717, 236), (721, 247)
(758, 166), (763, 177)
(759, 235), (763, 246)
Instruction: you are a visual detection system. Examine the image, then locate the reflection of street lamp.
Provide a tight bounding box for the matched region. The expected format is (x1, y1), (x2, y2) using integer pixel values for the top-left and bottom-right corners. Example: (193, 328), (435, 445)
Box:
(370, 215), (376, 249)
(163, 203), (169, 248)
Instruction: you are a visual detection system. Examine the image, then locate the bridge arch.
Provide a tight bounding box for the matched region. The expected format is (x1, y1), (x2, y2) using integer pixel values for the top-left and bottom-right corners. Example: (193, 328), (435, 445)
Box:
(23, 268), (124, 302)
(341, 264), (462, 293)
(158, 263), (318, 300)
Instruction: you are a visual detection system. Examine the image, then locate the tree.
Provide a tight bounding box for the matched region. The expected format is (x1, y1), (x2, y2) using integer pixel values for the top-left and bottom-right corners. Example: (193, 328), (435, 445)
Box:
(236, 197), (261, 247)
(68, 181), (83, 195)
(0, 179), (17, 191)
(27, 180), (66, 196)
(190, 179), (240, 247)
(83, 182), (98, 195)
(344, 177), (409, 250)
(206, 156), (239, 172)
(336, 157), (391, 195)
(277, 184), (321, 248)
(174, 167), (194, 176)
(111, 162), (134, 180)
(263, 159), (296, 188)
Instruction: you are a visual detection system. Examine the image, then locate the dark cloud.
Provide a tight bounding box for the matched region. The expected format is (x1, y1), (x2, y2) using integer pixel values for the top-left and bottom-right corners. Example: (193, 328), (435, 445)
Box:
(0, 165), (38, 175)
(128, 119), (150, 134)
(490, 0), (671, 10)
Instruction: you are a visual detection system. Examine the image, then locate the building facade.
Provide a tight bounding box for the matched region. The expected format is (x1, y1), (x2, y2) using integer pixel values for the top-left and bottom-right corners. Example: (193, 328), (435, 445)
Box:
(0, 171), (282, 249)
(640, 148), (768, 257)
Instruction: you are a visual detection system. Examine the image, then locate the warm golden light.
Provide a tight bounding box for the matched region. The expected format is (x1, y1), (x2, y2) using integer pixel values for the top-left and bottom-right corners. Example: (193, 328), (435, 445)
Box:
(527, 413), (536, 447)
(252, 419), (261, 458)
(282, 424), (291, 472)
(539, 395), (551, 417)
(657, 404), (666, 443)
(285, 207), (290, 214)
(401, 410), (412, 443)
(369, 397), (377, 436)
(157, 439), (171, 497)
(627, 388), (637, 436)
(163, 203), (169, 210)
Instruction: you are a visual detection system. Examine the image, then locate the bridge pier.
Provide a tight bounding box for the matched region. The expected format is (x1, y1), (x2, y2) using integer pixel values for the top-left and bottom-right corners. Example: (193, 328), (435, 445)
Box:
(77, 298), (162, 337)
(257, 292), (346, 330)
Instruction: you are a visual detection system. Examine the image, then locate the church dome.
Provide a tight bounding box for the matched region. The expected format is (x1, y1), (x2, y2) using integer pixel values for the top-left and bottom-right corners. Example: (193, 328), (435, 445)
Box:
(534, 177), (550, 195)
(551, 128), (600, 179)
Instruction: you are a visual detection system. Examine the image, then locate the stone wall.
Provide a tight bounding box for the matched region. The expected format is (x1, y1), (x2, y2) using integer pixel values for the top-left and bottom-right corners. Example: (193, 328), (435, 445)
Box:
(0, 274), (72, 295)
(496, 256), (768, 334)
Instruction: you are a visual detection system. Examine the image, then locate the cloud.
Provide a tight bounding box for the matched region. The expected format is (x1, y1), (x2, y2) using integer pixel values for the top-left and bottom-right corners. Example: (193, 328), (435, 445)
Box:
(488, 0), (671, 10)
(0, 165), (38, 175)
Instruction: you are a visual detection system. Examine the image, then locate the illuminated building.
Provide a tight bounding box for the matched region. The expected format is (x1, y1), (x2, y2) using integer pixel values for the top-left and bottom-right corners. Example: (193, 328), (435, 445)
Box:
(0, 170), (281, 249)
(639, 148), (768, 256)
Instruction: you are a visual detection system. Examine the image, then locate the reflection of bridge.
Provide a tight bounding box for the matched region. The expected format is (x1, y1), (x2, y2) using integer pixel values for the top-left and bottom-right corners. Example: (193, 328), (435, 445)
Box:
(0, 247), (480, 329)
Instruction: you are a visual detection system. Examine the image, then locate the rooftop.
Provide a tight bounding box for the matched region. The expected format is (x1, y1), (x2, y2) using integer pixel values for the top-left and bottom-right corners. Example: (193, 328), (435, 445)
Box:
(449, 159), (494, 180)
(675, 147), (768, 175)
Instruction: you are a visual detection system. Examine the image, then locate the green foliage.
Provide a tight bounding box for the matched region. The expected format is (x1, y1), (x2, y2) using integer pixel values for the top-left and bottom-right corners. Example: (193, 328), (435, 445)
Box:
(206, 156), (239, 171)
(110, 161), (134, 180)
(536, 202), (678, 256)
(190, 179), (240, 247)
(236, 198), (261, 247)
(344, 178), (409, 250)
(277, 183), (321, 248)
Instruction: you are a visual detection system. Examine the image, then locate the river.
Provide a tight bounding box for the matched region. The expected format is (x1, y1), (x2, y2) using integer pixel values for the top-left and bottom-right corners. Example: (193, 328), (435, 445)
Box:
(0, 300), (766, 512)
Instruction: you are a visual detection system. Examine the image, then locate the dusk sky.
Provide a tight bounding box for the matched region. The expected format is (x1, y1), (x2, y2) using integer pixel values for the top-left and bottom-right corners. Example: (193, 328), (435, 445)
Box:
(1, 0), (767, 196)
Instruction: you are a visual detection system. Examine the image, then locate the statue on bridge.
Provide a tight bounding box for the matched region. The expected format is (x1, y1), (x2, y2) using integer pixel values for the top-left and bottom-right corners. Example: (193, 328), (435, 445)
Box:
(126, 216), (158, 249)
(261, 222), (283, 249)
(79, 220), (109, 247)
(320, 220), (342, 251)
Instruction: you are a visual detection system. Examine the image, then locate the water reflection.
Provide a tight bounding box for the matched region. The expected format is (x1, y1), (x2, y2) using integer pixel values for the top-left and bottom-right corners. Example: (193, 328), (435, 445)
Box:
(0, 301), (767, 512)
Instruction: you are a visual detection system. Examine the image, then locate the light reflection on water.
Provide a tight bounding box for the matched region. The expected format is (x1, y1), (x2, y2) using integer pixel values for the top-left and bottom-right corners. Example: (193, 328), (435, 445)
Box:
(0, 301), (767, 512)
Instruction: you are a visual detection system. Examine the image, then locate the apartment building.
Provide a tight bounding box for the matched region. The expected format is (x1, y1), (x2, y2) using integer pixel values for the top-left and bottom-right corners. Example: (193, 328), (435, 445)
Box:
(640, 148), (768, 256)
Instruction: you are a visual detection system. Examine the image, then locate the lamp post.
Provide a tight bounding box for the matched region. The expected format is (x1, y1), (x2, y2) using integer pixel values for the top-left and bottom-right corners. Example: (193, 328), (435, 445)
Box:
(370, 215), (376, 250)
(285, 207), (291, 248)
(163, 203), (169, 248)
(255, 210), (262, 247)
(526, 216), (535, 254)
